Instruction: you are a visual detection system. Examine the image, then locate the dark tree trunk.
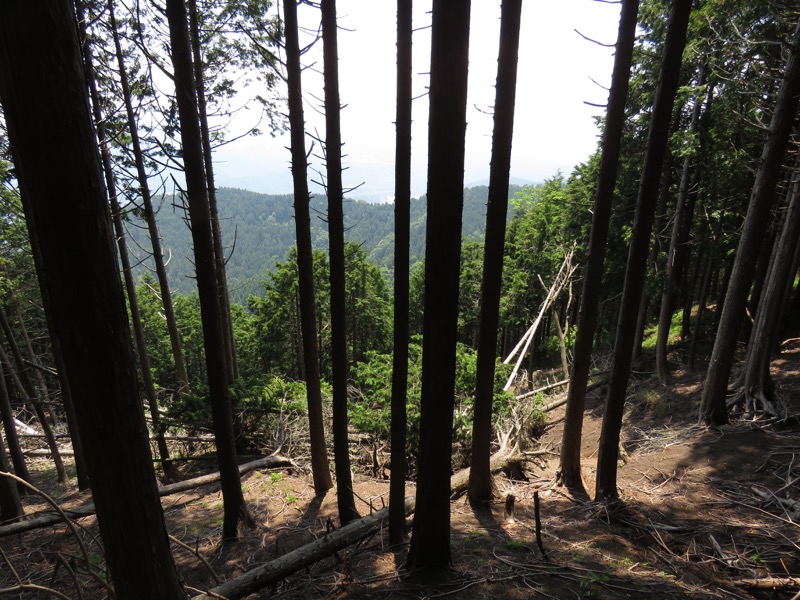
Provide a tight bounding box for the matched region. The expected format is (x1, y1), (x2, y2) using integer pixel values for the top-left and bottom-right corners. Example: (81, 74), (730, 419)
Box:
(23, 205), (90, 489)
(320, 0), (359, 525)
(165, 0), (250, 540)
(558, 0), (639, 493)
(595, 0), (692, 502)
(109, 0), (189, 397)
(406, 0), (471, 572)
(0, 429), (23, 523)
(0, 1), (186, 595)
(77, 0), (173, 478)
(284, 0), (333, 495)
(188, 0), (238, 385)
(655, 67), (707, 382)
(740, 165), (800, 412)
(389, 0), (412, 546)
(700, 16), (800, 425)
(0, 359), (29, 488)
(468, 0), (522, 507)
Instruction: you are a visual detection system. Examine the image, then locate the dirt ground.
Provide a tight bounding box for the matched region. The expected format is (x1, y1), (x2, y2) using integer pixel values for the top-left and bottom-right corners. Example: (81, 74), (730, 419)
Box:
(2, 342), (800, 599)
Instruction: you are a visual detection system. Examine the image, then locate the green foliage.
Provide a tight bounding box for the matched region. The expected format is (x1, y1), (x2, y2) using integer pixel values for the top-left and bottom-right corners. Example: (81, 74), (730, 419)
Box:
(249, 242), (391, 381)
(350, 341), (515, 468)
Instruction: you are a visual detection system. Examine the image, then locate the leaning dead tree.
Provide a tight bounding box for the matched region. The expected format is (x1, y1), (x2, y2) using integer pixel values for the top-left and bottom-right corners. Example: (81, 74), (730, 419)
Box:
(503, 250), (576, 390)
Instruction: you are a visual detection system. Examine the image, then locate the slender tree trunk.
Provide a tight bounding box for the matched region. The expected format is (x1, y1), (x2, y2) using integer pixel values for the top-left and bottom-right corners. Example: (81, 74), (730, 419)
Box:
(558, 0), (639, 493)
(77, 0), (173, 478)
(700, 16), (800, 425)
(655, 68), (706, 382)
(739, 164), (800, 412)
(468, 0), (522, 507)
(0, 1), (186, 594)
(109, 0), (189, 397)
(15, 306), (59, 428)
(406, 0), (471, 572)
(0, 309), (66, 482)
(188, 0), (238, 384)
(284, 0), (333, 495)
(320, 0), (359, 525)
(596, 0), (692, 502)
(0, 360), (29, 488)
(389, 0), (412, 547)
(165, 0), (251, 540)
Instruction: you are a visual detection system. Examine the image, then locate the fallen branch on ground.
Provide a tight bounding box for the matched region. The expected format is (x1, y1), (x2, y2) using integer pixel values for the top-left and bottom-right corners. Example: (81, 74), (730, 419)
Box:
(192, 447), (529, 600)
(0, 453), (295, 538)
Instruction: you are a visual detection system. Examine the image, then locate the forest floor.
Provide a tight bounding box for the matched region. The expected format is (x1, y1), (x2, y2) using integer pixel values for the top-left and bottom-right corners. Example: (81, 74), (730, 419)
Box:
(3, 341), (800, 599)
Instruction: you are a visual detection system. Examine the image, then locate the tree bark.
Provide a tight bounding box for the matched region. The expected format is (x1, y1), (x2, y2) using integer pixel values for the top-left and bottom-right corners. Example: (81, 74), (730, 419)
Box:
(109, 0), (190, 397)
(389, 0), (412, 547)
(700, 16), (800, 425)
(165, 0), (250, 540)
(596, 0), (692, 502)
(468, 0), (523, 507)
(321, 0), (359, 525)
(284, 0), (333, 494)
(77, 0), (173, 477)
(558, 0), (639, 493)
(739, 163), (800, 412)
(0, 1), (186, 595)
(655, 66), (707, 383)
(406, 0), (471, 572)
(188, 0), (238, 384)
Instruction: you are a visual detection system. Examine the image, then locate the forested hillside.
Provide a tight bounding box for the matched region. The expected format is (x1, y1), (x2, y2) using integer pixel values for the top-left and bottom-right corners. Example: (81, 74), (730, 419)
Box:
(127, 185), (522, 303)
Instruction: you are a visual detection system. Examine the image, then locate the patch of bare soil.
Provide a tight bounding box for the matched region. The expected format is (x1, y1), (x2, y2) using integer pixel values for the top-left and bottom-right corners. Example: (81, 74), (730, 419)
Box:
(3, 342), (800, 599)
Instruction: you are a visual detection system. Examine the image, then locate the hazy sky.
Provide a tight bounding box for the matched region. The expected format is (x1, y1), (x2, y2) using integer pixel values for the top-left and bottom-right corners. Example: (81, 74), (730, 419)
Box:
(212, 1), (623, 202)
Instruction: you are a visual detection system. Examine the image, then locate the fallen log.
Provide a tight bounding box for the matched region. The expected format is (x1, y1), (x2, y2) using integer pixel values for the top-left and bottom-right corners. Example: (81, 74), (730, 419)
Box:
(193, 448), (527, 600)
(0, 453), (295, 538)
(734, 577), (800, 590)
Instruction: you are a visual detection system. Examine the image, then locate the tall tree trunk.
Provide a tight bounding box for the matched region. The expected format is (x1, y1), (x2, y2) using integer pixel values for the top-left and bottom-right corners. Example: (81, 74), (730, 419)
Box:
(0, 1), (186, 594)
(389, 0), (412, 546)
(0, 309), (66, 483)
(655, 67), (707, 382)
(188, 0), (238, 384)
(595, 0), (692, 502)
(0, 360), (29, 488)
(699, 16), (800, 425)
(165, 0), (251, 540)
(22, 204), (90, 489)
(468, 0), (522, 507)
(320, 0), (359, 525)
(739, 164), (800, 412)
(558, 0), (640, 493)
(77, 0), (173, 478)
(109, 0), (190, 397)
(284, 0), (333, 495)
(406, 0), (471, 572)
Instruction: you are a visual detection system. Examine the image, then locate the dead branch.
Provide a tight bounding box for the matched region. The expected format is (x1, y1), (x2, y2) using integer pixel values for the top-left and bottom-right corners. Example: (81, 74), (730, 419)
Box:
(192, 449), (527, 599)
(0, 453), (295, 538)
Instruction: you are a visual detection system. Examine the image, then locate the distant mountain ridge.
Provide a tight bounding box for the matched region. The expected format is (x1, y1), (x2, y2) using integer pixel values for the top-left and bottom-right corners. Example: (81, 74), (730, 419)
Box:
(127, 184), (527, 304)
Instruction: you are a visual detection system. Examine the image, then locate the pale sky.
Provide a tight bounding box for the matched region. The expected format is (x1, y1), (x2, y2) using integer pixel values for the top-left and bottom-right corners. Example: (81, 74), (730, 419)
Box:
(212, 1), (623, 203)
